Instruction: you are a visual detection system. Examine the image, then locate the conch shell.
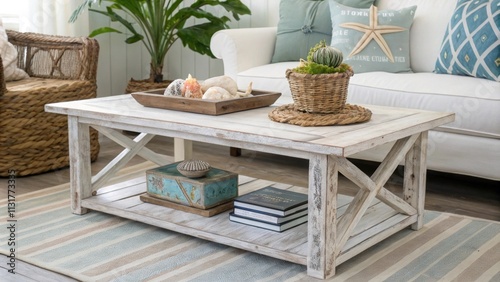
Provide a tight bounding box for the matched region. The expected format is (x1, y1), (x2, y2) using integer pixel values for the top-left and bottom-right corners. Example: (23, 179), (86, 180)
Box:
(163, 78), (185, 96)
(184, 74), (203, 98)
(201, 75), (238, 96)
(202, 86), (234, 100)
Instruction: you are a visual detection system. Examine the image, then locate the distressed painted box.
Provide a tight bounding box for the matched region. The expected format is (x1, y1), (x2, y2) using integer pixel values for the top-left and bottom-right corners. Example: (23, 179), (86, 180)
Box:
(146, 162), (238, 209)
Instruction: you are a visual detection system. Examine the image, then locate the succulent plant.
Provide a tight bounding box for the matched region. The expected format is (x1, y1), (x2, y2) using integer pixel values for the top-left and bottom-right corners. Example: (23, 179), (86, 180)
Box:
(312, 44), (343, 68)
(294, 40), (350, 75)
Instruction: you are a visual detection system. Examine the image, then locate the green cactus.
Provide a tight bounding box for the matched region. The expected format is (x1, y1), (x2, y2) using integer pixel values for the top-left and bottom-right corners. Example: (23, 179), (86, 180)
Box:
(295, 40), (349, 74)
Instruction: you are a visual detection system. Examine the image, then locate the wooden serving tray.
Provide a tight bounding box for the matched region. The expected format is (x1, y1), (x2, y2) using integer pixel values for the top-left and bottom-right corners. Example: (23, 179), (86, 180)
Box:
(131, 89), (281, 115)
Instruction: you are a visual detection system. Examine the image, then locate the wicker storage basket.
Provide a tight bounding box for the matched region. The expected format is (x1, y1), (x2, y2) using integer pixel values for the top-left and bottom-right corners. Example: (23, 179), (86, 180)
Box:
(286, 68), (354, 114)
(0, 31), (100, 177)
(125, 78), (171, 93)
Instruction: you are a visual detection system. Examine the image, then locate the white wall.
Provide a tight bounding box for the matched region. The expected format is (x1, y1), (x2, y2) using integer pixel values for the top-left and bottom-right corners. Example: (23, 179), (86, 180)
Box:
(91, 0), (280, 97)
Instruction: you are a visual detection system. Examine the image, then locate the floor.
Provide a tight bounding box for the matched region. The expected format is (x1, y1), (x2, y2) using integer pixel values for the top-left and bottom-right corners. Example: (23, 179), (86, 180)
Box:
(1, 134), (498, 281)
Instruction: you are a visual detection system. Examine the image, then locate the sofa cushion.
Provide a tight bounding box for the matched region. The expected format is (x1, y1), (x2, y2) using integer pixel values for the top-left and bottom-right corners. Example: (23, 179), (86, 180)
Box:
(375, 0), (457, 73)
(347, 72), (500, 138)
(271, 0), (375, 64)
(434, 0), (500, 82)
(0, 19), (28, 82)
(329, 2), (417, 73)
(238, 62), (296, 105)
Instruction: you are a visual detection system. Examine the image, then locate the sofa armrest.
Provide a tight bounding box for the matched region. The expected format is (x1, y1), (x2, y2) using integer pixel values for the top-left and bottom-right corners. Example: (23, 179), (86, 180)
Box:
(210, 27), (277, 80)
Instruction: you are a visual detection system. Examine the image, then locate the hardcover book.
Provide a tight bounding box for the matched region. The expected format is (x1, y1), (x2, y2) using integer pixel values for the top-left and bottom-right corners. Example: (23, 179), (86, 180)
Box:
(229, 212), (308, 232)
(233, 207), (307, 224)
(233, 186), (308, 216)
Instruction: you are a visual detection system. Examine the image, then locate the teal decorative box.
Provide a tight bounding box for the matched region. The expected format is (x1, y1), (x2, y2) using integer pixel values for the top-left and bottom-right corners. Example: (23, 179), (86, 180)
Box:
(146, 162), (238, 209)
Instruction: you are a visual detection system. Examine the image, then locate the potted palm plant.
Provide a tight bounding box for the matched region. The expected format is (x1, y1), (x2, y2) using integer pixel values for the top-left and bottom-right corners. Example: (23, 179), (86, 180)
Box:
(71, 0), (250, 92)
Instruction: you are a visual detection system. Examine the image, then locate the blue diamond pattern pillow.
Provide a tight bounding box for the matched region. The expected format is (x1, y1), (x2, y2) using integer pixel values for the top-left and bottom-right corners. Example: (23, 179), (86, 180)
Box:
(435, 0), (500, 82)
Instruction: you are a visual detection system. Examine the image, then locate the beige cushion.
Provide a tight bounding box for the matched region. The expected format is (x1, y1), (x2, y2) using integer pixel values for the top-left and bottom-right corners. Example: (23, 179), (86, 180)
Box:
(0, 18), (28, 82)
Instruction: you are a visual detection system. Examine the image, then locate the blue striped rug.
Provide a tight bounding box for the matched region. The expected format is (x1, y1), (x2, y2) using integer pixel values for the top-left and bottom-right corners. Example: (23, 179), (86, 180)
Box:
(1, 166), (499, 281)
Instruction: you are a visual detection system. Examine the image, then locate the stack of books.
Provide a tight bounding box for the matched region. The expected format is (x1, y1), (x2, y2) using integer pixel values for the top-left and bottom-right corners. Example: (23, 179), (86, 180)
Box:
(229, 186), (308, 232)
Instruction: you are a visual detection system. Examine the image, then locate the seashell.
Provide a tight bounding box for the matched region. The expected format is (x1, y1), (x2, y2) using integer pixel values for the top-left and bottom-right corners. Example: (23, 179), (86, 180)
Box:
(236, 82), (253, 98)
(177, 160), (211, 178)
(164, 79), (185, 96)
(201, 75), (238, 96)
(202, 86), (234, 100)
(184, 74), (203, 98)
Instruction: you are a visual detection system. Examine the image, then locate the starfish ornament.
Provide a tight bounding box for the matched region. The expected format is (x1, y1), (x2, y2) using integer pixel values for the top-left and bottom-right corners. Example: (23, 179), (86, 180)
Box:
(340, 5), (406, 63)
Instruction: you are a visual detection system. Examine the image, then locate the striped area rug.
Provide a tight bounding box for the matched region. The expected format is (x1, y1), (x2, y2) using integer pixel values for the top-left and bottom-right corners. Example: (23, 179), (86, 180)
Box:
(1, 163), (499, 281)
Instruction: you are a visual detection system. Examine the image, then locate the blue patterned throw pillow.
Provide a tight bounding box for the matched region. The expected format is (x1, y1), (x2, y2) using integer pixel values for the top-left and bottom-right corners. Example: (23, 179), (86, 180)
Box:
(435, 0), (500, 82)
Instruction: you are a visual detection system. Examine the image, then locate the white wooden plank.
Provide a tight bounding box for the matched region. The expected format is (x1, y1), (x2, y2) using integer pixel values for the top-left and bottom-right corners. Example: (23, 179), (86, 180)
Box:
(68, 116), (92, 214)
(174, 138), (193, 162)
(89, 183), (145, 204)
(46, 95), (454, 158)
(304, 105), (419, 136)
(109, 31), (128, 95)
(337, 214), (417, 265)
(106, 195), (144, 210)
(334, 155), (416, 215)
(377, 188), (417, 215)
(91, 133), (156, 192)
(334, 134), (419, 256)
(128, 199), (304, 257)
(237, 179), (277, 195)
(238, 175), (256, 185)
(371, 134), (420, 186)
(307, 155), (338, 279)
(351, 202), (399, 237)
(404, 132), (428, 230)
(83, 197), (308, 265)
(82, 176), (422, 278)
(94, 126), (170, 166)
(95, 177), (145, 195)
(86, 177), (311, 260)
(313, 112), (454, 156)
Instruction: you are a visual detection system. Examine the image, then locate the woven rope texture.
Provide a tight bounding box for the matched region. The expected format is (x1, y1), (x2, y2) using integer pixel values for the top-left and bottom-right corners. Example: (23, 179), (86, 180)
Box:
(286, 68), (354, 114)
(269, 103), (372, 126)
(1, 31), (100, 176)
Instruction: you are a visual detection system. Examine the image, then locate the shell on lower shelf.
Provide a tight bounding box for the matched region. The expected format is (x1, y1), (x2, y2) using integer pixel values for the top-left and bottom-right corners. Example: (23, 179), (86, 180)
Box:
(176, 160), (211, 178)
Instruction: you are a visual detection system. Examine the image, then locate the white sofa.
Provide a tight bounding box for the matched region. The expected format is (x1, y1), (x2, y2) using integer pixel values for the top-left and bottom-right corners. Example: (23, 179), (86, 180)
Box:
(210, 0), (500, 181)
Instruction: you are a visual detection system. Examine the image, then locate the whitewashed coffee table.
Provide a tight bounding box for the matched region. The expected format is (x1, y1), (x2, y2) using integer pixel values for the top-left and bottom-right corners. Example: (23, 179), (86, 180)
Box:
(46, 95), (454, 279)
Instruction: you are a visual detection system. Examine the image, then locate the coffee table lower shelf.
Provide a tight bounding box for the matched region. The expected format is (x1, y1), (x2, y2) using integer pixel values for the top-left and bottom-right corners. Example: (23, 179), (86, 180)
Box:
(81, 176), (417, 267)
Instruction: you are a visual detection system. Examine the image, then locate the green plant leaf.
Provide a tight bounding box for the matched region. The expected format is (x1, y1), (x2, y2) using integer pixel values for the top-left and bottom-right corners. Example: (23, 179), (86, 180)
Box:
(125, 34), (144, 44)
(216, 0), (252, 20)
(102, 7), (140, 34)
(89, 26), (123, 37)
(177, 22), (228, 58)
(69, 0), (94, 23)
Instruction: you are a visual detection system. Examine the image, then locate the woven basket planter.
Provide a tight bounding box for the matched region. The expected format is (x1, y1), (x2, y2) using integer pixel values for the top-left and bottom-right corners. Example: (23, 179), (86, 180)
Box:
(0, 30), (100, 177)
(125, 78), (172, 93)
(0, 79), (100, 177)
(286, 68), (354, 114)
